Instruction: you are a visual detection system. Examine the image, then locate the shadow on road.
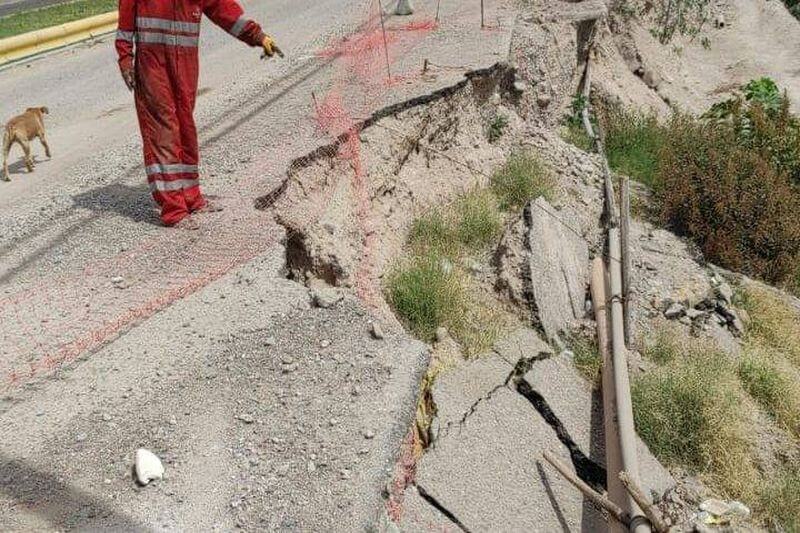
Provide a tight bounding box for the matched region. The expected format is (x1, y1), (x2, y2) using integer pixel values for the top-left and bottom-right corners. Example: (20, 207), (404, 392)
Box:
(0, 452), (149, 531)
(71, 182), (160, 226)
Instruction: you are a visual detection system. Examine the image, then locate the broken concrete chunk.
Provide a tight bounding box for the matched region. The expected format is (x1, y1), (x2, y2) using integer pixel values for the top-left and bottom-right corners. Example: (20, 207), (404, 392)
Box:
(524, 197), (590, 341)
(134, 448), (164, 486)
(370, 322), (385, 340)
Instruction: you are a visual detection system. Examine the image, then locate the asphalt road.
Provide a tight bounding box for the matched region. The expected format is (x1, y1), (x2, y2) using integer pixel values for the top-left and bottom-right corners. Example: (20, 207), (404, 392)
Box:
(0, 0), (516, 529)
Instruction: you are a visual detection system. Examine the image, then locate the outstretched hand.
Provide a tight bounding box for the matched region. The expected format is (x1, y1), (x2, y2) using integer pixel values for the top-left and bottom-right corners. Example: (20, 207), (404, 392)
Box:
(261, 34), (284, 59)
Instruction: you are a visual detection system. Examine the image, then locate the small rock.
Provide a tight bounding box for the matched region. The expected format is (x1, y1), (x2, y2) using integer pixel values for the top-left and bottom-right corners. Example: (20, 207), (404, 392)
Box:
(370, 322), (385, 340)
(329, 418), (338, 426)
(282, 363), (298, 374)
(321, 340), (331, 348)
(264, 337), (276, 347)
(134, 449), (164, 486)
(664, 302), (686, 319)
(281, 356), (295, 365)
(727, 500), (750, 518)
(536, 94), (552, 108)
(700, 498), (731, 517)
(363, 430), (375, 440)
(307, 461), (316, 473)
(716, 282), (734, 305)
(513, 80), (527, 94)
(75, 433), (87, 443)
(111, 276), (124, 285)
(714, 14), (725, 28)
(686, 308), (704, 320)
(339, 469), (350, 480)
(435, 327), (449, 343)
(236, 414), (255, 424)
(312, 287), (343, 309)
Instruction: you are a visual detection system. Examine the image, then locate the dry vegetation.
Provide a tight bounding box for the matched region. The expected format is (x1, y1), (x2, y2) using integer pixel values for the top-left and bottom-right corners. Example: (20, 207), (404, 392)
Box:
(632, 288), (800, 529)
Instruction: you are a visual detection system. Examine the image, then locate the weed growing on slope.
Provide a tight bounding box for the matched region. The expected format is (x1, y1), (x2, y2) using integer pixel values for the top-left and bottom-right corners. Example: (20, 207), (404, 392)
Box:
(738, 345), (800, 438)
(568, 333), (602, 384)
(408, 191), (502, 257)
(387, 254), (466, 343)
(600, 79), (800, 295)
(759, 467), (800, 532)
(491, 153), (555, 212)
(632, 340), (759, 500)
(599, 106), (665, 188)
(488, 114), (509, 143)
(738, 286), (800, 368)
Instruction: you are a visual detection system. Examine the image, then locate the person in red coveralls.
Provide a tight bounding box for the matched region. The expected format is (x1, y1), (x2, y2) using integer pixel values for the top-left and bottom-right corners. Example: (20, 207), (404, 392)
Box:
(115, 0), (282, 228)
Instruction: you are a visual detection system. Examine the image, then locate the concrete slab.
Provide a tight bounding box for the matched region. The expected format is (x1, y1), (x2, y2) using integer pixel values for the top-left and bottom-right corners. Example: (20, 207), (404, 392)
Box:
(524, 355), (676, 499)
(417, 387), (607, 532)
(398, 486), (459, 533)
(526, 197), (590, 343)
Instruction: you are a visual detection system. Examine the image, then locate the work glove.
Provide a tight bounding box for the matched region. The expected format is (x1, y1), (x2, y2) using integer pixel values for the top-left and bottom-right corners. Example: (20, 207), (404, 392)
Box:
(261, 34), (284, 59)
(121, 66), (136, 92)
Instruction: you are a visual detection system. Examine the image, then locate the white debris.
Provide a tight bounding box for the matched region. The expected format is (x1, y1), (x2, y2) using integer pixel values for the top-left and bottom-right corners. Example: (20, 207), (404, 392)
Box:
(134, 448), (164, 486)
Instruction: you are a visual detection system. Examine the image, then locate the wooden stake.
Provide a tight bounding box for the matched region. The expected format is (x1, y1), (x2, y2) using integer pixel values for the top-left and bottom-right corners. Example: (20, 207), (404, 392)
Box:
(543, 451), (630, 527)
(435, 0), (442, 22)
(480, 0), (485, 28)
(619, 472), (669, 533)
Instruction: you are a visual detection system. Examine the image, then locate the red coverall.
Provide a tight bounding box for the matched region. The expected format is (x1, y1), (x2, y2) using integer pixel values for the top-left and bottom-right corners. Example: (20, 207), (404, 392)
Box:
(115, 0), (266, 225)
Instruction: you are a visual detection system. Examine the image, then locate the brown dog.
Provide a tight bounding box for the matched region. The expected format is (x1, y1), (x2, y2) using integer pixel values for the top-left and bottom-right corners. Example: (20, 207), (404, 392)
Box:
(2, 107), (51, 182)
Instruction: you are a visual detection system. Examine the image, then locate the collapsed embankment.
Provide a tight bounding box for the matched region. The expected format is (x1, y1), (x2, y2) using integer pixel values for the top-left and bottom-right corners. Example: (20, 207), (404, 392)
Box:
(254, 1), (800, 530)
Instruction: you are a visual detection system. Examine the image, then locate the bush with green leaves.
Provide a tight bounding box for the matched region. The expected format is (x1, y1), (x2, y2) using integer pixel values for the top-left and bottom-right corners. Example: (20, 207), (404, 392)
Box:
(601, 78), (800, 294)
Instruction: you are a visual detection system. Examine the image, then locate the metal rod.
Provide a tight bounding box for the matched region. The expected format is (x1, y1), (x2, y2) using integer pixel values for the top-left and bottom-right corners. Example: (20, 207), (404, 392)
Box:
(378, 0), (392, 80)
(591, 258), (627, 533)
(435, 0), (442, 22)
(543, 451), (631, 527)
(620, 176), (633, 348)
(609, 227), (650, 533)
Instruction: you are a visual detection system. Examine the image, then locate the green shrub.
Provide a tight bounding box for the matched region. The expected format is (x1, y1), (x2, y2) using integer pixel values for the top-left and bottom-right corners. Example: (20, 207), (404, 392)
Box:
(632, 344), (758, 498)
(387, 254), (465, 342)
(600, 105), (665, 188)
(488, 115), (509, 143)
(569, 334), (602, 383)
(409, 211), (458, 257)
(409, 191), (502, 257)
(491, 153), (555, 211)
(455, 191), (503, 251)
(656, 112), (800, 292)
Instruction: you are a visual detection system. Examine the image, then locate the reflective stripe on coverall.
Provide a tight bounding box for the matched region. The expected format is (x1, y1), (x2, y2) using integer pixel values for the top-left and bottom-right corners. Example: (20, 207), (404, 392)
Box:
(115, 0), (266, 225)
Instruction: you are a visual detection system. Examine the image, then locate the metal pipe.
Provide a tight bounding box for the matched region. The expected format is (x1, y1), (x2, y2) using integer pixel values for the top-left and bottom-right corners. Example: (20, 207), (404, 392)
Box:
(609, 228), (650, 533)
(591, 258), (627, 533)
(620, 176), (633, 347)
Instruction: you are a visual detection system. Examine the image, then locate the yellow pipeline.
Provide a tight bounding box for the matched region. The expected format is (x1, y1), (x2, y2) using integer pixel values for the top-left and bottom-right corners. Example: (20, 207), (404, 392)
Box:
(0, 11), (118, 66)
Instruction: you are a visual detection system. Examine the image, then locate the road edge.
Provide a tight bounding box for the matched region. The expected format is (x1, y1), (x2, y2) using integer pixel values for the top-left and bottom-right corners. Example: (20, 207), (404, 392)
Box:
(0, 10), (117, 67)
